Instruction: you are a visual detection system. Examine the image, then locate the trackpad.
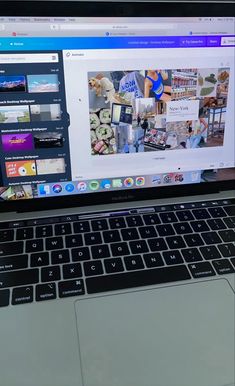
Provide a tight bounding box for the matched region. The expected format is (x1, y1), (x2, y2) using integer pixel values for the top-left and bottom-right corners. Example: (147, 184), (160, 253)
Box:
(75, 280), (235, 386)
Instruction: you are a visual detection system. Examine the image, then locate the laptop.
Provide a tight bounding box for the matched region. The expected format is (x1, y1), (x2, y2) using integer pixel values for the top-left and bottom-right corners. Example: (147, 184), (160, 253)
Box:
(0, 1), (234, 385)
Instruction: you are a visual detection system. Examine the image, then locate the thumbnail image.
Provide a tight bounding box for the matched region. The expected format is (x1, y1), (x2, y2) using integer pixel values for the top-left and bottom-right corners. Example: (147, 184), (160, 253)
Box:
(30, 104), (61, 122)
(36, 158), (65, 175)
(134, 98), (156, 119)
(34, 132), (64, 148)
(144, 70), (172, 101)
(88, 70), (145, 110)
(0, 105), (30, 124)
(171, 69), (197, 100)
(27, 74), (59, 93)
(154, 115), (167, 129)
(144, 129), (168, 150)
(0, 185), (34, 200)
(6, 160), (36, 178)
(112, 103), (133, 125)
(216, 68), (230, 98)
(1, 133), (34, 152)
(90, 109), (116, 155)
(0, 75), (26, 93)
(165, 119), (209, 149)
(197, 68), (219, 97)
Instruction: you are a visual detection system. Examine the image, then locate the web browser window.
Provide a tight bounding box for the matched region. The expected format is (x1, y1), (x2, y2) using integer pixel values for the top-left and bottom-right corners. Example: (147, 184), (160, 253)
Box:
(0, 16), (234, 200)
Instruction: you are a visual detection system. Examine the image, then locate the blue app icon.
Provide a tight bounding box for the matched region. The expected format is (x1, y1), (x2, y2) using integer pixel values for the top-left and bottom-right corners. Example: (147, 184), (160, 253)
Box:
(52, 184), (62, 194)
(100, 179), (111, 189)
(65, 183), (75, 192)
(39, 185), (50, 195)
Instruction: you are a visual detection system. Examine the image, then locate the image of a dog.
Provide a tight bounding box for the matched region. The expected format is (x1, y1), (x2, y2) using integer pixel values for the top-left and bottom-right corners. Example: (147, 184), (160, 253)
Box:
(88, 77), (115, 104)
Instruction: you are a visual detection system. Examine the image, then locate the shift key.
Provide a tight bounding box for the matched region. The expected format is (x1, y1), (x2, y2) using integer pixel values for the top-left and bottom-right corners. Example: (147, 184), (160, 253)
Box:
(0, 241), (23, 256)
(0, 269), (39, 289)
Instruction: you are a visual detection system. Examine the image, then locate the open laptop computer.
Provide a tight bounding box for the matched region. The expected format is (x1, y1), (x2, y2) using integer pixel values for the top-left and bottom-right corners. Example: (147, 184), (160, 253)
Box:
(0, 1), (234, 385)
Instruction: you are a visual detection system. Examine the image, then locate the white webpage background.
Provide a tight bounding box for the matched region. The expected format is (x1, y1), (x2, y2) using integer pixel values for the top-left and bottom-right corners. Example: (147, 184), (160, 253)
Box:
(63, 47), (235, 180)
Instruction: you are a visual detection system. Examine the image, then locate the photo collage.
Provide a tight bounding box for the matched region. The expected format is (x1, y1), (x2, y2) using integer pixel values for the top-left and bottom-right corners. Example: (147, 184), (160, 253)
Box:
(88, 68), (229, 155)
(0, 60), (71, 186)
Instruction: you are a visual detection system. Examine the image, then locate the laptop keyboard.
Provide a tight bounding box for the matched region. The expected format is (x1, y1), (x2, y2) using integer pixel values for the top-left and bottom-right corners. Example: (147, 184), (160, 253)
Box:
(0, 198), (235, 307)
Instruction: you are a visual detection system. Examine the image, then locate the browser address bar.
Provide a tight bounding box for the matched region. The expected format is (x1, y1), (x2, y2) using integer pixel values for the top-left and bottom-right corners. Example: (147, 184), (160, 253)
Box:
(59, 23), (176, 30)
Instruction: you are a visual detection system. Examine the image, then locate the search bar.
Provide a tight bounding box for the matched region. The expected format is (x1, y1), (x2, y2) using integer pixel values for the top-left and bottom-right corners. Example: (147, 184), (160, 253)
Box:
(0, 53), (58, 63)
(221, 36), (235, 46)
(60, 23), (176, 31)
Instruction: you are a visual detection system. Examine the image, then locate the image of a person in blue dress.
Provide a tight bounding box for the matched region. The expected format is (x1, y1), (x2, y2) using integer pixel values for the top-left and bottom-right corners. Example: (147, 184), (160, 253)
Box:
(144, 70), (172, 102)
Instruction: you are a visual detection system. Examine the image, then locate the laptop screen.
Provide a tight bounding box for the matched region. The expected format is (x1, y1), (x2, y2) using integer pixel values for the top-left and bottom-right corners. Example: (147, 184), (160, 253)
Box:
(0, 15), (234, 201)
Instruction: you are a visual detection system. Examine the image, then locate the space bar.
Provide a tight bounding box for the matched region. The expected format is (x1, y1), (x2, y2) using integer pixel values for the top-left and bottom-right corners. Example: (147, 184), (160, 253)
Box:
(86, 265), (191, 294)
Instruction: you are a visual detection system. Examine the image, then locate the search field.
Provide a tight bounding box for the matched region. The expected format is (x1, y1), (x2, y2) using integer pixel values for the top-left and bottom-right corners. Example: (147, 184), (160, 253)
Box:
(221, 36), (235, 46)
(0, 53), (58, 63)
(60, 23), (176, 31)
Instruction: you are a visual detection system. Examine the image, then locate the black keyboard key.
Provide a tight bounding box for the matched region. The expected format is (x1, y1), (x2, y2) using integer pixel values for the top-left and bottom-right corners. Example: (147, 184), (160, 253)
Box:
(224, 205), (235, 216)
(208, 207), (227, 218)
(73, 221), (90, 233)
(46, 237), (63, 250)
(63, 263), (82, 279)
(218, 243), (235, 258)
(12, 286), (33, 305)
(184, 234), (204, 247)
(212, 259), (234, 275)
(109, 217), (126, 229)
(58, 279), (85, 298)
(163, 250), (183, 265)
(31, 252), (49, 267)
(36, 283), (56, 302)
(190, 220), (209, 233)
(16, 227), (34, 240)
(0, 268), (39, 289)
(41, 266), (60, 282)
(91, 219), (108, 231)
(65, 234), (83, 248)
(139, 226), (157, 239)
(26, 239), (44, 253)
(72, 247), (90, 261)
(199, 246), (221, 260)
(0, 241), (23, 257)
(55, 223), (72, 235)
(104, 258), (124, 273)
(218, 230), (235, 242)
(188, 262), (215, 278)
(223, 216), (235, 229)
(207, 219), (226, 231)
(156, 224), (175, 237)
(36, 225), (53, 238)
(51, 250), (70, 265)
(166, 236), (186, 249)
(231, 258), (235, 268)
(111, 242), (130, 256)
(121, 228), (139, 241)
(124, 255), (144, 271)
(86, 265), (191, 294)
(201, 232), (222, 245)
(84, 232), (102, 245)
(192, 209), (211, 219)
(0, 229), (14, 242)
(91, 245), (110, 259)
(103, 230), (121, 243)
(129, 240), (148, 254)
(0, 289), (10, 307)
(126, 216), (143, 227)
(173, 222), (192, 234)
(181, 248), (203, 263)
(148, 238), (168, 251)
(143, 214), (160, 225)
(159, 212), (178, 223)
(0, 254), (28, 272)
(176, 210), (194, 221)
(84, 260), (103, 276)
(143, 253), (164, 268)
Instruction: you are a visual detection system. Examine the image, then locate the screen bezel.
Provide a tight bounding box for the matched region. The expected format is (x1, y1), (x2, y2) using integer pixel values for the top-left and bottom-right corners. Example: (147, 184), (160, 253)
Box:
(0, 1), (234, 213)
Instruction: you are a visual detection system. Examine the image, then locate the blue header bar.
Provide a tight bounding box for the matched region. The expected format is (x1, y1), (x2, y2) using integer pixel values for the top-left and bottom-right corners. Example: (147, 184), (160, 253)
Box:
(0, 35), (234, 51)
